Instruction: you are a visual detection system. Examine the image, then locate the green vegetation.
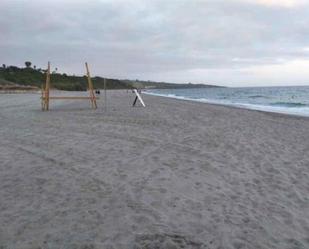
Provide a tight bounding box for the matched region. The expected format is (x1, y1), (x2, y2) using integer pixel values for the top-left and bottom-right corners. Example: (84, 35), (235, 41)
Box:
(0, 62), (222, 91)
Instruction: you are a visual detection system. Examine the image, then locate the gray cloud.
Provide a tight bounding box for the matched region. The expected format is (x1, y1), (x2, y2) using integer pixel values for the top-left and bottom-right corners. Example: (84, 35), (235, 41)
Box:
(1, 0), (309, 86)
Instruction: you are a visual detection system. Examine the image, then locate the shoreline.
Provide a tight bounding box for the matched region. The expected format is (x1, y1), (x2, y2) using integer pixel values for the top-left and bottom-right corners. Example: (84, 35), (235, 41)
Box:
(143, 92), (309, 121)
(144, 90), (309, 119)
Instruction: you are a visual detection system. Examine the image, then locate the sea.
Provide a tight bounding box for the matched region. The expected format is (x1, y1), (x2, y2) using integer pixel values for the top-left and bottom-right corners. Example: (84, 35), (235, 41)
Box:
(145, 86), (309, 117)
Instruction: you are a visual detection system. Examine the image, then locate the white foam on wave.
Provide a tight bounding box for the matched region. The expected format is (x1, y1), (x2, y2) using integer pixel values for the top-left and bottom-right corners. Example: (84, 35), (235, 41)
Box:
(144, 91), (309, 117)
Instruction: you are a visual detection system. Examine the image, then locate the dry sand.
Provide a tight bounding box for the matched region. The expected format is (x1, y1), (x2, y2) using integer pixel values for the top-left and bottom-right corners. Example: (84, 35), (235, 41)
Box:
(0, 90), (308, 249)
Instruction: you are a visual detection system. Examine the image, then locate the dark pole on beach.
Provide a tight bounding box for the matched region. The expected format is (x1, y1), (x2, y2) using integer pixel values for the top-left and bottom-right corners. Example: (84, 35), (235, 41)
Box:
(104, 78), (107, 111)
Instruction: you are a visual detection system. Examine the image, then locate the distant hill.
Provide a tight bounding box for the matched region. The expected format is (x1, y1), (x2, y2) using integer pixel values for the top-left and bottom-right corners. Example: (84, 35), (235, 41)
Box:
(123, 79), (221, 89)
(0, 78), (15, 85)
(0, 64), (222, 91)
(0, 76), (39, 91)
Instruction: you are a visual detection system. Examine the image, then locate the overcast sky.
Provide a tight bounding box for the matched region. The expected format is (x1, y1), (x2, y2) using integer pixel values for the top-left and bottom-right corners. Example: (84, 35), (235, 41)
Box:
(1, 0), (309, 87)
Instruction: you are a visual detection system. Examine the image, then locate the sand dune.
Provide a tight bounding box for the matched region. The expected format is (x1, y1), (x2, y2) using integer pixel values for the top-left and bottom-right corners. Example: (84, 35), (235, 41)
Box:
(0, 91), (308, 249)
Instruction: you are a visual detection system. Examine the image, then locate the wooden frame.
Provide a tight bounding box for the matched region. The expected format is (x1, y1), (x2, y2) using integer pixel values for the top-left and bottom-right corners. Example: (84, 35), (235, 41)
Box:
(41, 62), (98, 111)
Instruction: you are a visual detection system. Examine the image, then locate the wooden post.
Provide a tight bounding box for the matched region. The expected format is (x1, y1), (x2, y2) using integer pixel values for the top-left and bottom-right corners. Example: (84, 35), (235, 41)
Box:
(85, 62), (97, 109)
(41, 84), (45, 110)
(43, 62), (51, 111)
(104, 78), (107, 111)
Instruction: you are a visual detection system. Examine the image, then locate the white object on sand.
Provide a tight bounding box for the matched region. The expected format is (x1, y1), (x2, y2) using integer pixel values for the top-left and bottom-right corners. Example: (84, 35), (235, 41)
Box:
(133, 89), (146, 107)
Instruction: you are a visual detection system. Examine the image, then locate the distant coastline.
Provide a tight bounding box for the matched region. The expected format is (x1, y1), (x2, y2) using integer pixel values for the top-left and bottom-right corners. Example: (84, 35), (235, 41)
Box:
(0, 63), (223, 91)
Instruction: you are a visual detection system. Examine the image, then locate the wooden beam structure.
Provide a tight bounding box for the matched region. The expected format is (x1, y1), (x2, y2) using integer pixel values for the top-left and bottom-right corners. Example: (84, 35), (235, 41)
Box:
(48, 97), (97, 100)
(41, 62), (98, 111)
(85, 62), (97, 109)
(41, 62), (51, 111)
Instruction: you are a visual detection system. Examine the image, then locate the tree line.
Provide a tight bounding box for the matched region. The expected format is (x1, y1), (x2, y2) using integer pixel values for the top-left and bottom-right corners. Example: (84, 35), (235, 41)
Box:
(0, 61), (219, 90)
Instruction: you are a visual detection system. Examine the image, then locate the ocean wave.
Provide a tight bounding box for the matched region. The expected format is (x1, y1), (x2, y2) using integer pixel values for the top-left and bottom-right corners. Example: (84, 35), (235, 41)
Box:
(145, 91), (309, 117)
(270, 102), (308, 108)
(248, 95), (266, 99)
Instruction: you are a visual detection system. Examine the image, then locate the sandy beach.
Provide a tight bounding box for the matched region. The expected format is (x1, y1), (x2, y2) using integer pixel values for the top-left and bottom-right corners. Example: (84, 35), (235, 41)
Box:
(0, 90), (308, 249)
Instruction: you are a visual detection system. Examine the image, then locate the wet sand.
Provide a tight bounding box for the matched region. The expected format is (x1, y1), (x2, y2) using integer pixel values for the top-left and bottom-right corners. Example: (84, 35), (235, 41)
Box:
(0, 90), (308, 249)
